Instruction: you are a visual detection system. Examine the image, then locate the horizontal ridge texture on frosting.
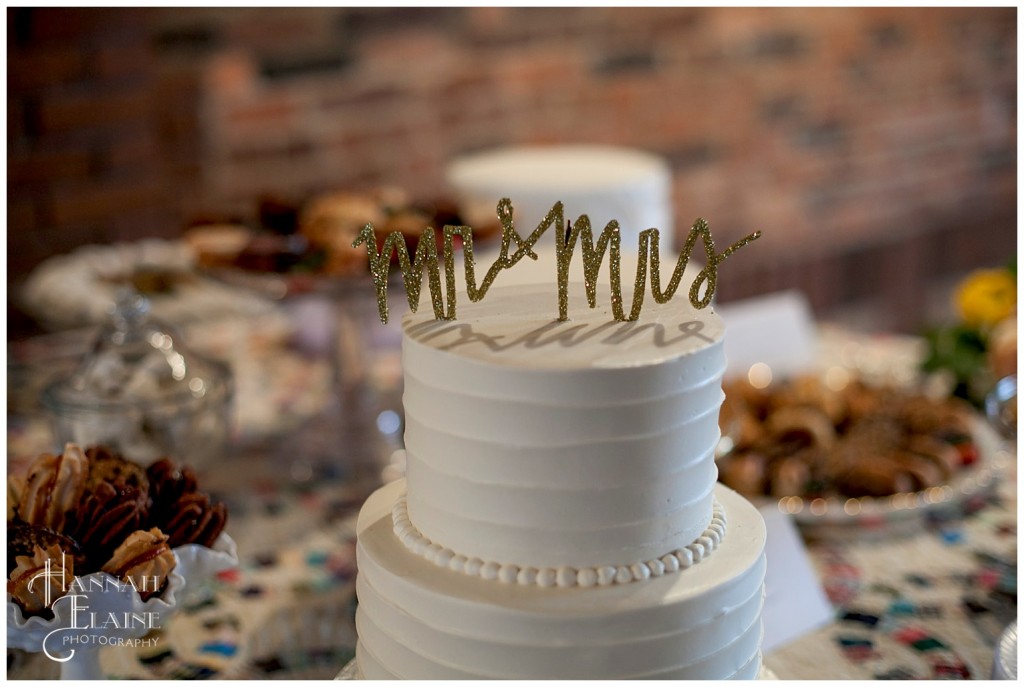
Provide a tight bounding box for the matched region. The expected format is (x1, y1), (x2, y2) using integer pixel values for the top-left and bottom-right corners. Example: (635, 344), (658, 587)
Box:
(355, 480), (767, 679)
(401, 283), (726, 569)
(403, 369), (724, 442)
(405, 447), (718, 527)
(402, 403), (721, 487)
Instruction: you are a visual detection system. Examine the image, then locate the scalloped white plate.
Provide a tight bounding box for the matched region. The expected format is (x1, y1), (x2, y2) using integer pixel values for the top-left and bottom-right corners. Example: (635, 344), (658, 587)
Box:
(7, 532), (237, 658)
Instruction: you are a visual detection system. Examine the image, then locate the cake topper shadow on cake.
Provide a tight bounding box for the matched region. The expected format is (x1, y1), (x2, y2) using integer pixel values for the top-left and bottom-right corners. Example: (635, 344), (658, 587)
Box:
(406, 317), (715, 352)
(352, 198), (760, 324)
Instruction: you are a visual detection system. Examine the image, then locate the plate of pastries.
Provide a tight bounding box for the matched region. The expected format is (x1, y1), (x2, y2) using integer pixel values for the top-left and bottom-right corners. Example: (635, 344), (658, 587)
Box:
(186, 189), (499, 298)
(716, 373), (1005, 537)
(7, 444), (230, 623)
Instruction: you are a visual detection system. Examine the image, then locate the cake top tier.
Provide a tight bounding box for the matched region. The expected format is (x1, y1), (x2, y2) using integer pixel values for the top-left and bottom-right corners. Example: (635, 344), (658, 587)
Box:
(403, 281), (724, 384)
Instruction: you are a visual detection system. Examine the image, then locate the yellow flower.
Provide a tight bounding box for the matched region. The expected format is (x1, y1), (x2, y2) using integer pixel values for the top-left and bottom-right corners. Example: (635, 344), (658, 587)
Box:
(955, 268), (1016, 328)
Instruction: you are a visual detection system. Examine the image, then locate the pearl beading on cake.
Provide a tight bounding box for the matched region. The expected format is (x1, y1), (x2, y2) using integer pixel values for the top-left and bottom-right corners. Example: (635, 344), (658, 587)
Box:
(391, 491), (727, 587)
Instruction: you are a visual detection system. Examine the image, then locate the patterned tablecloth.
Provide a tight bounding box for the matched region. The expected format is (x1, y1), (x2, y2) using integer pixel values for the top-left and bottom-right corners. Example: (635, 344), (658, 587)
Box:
(767, 476), (1016, 680)
(6, 312), (1017, 680)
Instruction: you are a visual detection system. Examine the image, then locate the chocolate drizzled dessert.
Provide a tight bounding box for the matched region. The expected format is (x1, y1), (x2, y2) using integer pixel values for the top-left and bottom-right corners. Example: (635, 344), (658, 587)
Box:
(6, 444), (229, 617)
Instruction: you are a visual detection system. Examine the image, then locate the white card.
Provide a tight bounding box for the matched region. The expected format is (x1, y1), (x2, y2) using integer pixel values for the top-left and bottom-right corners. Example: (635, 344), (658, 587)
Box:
(716, 290), (819, 379)
(758, 504), (836, 653)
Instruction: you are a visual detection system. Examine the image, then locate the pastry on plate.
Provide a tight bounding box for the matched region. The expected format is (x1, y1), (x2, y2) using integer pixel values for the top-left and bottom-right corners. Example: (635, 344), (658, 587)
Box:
(16, 444), (89, 532)
(101, 528), (177, 601)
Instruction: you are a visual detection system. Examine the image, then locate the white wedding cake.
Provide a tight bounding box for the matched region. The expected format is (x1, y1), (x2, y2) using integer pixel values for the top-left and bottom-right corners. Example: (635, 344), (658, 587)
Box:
(353, 283), (767, 679)
(446, 145), (675, 252)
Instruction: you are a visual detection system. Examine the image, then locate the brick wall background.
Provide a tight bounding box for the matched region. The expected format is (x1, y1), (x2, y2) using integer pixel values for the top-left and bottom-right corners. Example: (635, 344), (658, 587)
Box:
(7, 7), (1017, 334)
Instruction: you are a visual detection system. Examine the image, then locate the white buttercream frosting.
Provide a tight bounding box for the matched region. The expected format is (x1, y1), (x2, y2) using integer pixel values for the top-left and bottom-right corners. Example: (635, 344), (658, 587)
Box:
(356, 480), (766, 679)
(391, 486), (727, 587)
(401, 283), (726, 569)
(352, 280), (766, 679)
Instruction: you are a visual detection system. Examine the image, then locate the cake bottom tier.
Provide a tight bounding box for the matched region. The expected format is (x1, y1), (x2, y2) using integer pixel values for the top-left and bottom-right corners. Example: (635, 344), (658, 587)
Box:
(354, 479), (767, 680)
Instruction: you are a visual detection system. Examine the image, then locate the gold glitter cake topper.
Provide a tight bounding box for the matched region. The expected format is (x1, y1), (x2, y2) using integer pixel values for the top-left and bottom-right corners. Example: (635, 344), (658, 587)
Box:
(353, 198), (760, 324)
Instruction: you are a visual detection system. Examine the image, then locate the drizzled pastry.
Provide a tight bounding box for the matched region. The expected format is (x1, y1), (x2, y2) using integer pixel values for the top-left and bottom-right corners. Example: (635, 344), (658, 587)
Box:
(765, 406), (837, 451)
(300, 191), (388, 275)
(718, 375), (979, 501)
(834, 455), (916, 498)
(769, 375), (847, 424)
(155, 492), (228, 549)
(184, 223), (251, 269)
(65, 481), (147, 570)
(7, 472), (25, 522)
(7, 523), (84, 576)
(146, 457), (198, 515)
(146, 457), (226, 548)
(16, 443), (89, 531)
(101, 528), (177, 601)
(8, 543), (75, 617)
(8, 446), (226, 607)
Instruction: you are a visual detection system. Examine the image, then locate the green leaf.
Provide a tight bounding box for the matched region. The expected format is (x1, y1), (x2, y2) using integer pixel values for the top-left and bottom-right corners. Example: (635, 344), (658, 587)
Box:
(919, 324), (992, 405)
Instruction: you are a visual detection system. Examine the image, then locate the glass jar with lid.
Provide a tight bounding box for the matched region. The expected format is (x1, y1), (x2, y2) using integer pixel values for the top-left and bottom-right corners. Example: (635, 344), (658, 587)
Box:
(41, 291), (233, 470)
